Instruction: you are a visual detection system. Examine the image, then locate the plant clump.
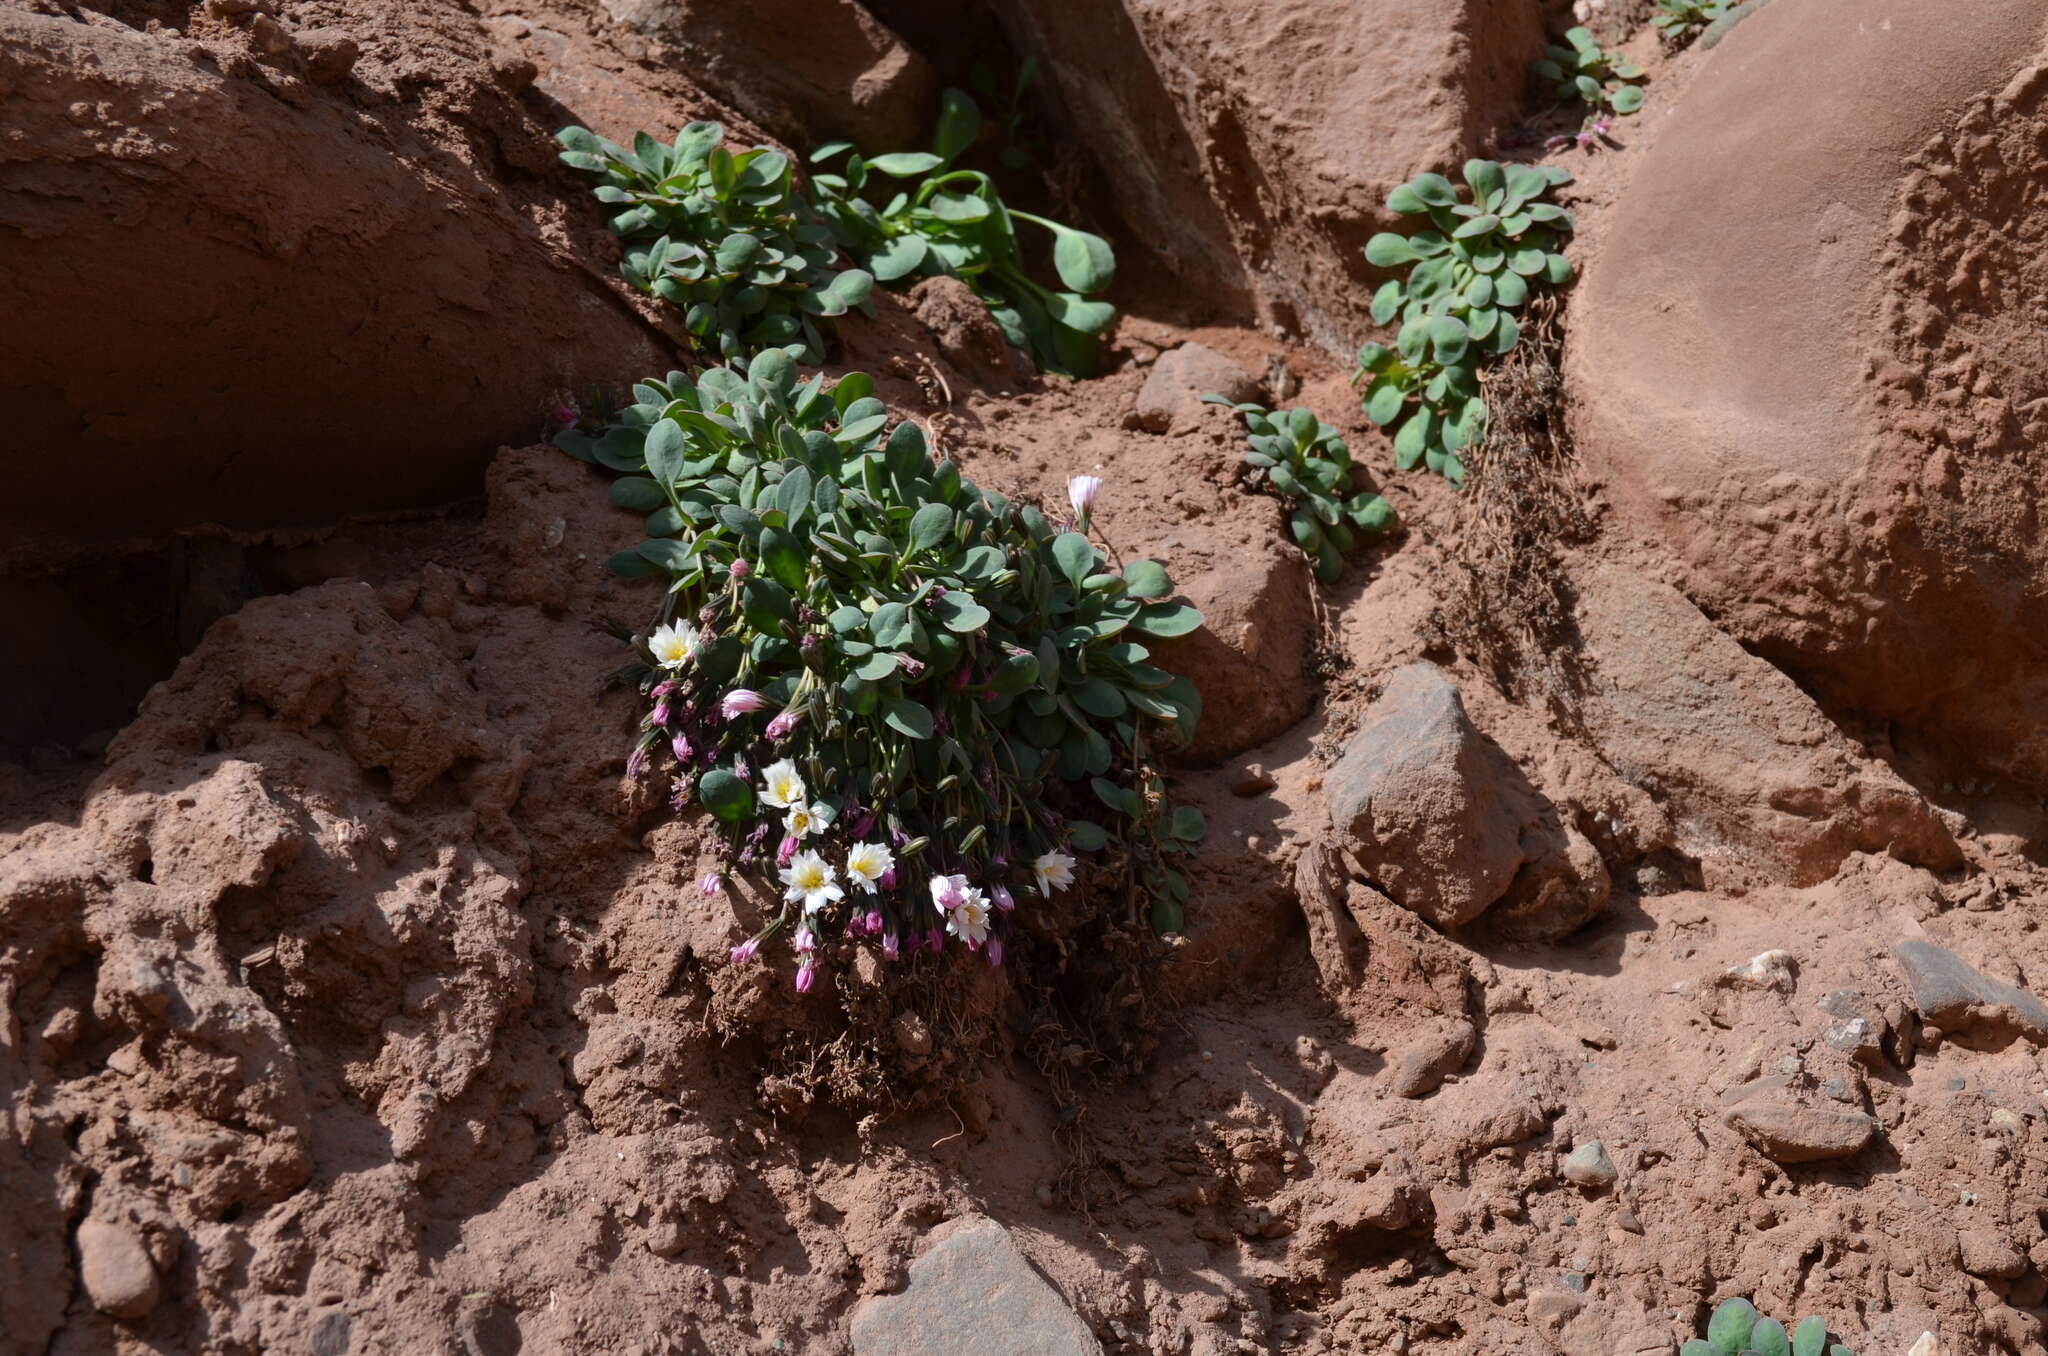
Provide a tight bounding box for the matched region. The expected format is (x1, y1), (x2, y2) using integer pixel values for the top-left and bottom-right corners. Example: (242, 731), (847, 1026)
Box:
(809, 89), (1117, 376)
(556, 123), (873, 365)
(1681, 1297), (1854, 1356)
(1533, 25), (1646, 123)
(1651, 0), (1737, 44)
(1355, 160), (1574, 483)
(554, 350), (1206, 985)
(1202, 397), (1396, 582)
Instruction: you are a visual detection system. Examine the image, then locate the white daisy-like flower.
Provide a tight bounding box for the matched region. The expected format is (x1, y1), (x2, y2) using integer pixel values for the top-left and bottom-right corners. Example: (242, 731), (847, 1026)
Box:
(759, 758), (807, 810)
(647, 620), (701, 670)
(1033, 851), (1076, 895)
(945, 889), (991, 948)
(929, 872), (970, 913)
(784, 801), (829, 840)
(780, 850), (843, 914)
(846, 842), (894, 894)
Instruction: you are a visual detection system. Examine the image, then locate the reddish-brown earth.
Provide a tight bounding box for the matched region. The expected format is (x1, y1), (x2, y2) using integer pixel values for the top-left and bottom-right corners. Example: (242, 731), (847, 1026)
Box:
(6, 3), (2048, 1355)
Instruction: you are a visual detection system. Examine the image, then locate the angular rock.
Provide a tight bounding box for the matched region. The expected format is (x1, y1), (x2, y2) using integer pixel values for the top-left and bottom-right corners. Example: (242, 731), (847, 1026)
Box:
(1562, 1141), (1618, 1191)
(1326, 663), (1559, 929)
(850, 1217), (1095, 1355)
(1724, 1099), (1879, 1163)
(1133, 342), (1261, 434)
(1893, 941), (2048, 1046)
(1573, 561), (1959, 887)
(77, 1219), (160, 1320)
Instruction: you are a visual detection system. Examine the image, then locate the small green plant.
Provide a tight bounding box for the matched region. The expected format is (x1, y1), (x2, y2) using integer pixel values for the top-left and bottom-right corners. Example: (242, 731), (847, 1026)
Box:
(555, 351), (1205, 983)
(1354, 160), (1574, 483)
(1650, 0), (1736, 43)
(1202, 398), (1396, 582)
(557, 123), (874, 365)
(1533, 26), (1645, 120)
(809, 89), (1117, 377)
(1681, 1298), (1854, 1356)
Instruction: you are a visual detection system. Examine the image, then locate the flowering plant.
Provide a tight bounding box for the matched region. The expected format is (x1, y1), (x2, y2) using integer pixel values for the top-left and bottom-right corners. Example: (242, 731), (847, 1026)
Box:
(556, 351), (1206, 986)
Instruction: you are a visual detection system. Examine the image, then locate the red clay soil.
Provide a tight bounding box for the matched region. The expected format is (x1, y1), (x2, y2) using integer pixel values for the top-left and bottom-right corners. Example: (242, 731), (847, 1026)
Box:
(6, 4), (2048, 1356)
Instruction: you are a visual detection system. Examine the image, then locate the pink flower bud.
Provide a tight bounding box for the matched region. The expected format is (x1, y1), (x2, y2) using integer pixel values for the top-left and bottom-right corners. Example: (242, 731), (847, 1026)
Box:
(651, 699), (672, 727)
(625, 746), (647, 780)
(795, 958), (817, 993)
(672, 733), (694, 762)
(729, 558), (752, 579)
(765, 709), (803, 740)
(700, 871), (723, 897)
(927, 926), (945, 954)
(992, 885), (1015, 912)
(1068, 474), (1104, 529)
(794, 925), (816, 955)
(862, 908), (882, 936)
(778, 835), (799, 867)
(553, 401), (578, 427)
(651, 680), (679, 699)
(988, 937), (1004, 967)
(720, 688), (767, 720)
(878, 867), (898, 890)
(882, 931), (901, 960)
(728, 937), (759, 964)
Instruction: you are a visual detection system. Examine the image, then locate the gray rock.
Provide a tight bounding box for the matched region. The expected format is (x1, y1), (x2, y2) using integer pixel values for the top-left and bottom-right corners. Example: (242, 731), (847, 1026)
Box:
(1326, 663), (1555, 930)
(1724, 1099), (1879, 1163)
(1562, 1140), (1618, 1190)
(851, 1217), (1095, 1356)
(1133, 342), (1261, 434)
(76, 1219), (160, 1320)
(1894, 940), (2048, 1045)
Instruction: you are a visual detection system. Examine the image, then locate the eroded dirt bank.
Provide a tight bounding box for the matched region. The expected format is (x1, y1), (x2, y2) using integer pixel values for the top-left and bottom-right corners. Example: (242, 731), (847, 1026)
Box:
(6, 2), (2048, 1355)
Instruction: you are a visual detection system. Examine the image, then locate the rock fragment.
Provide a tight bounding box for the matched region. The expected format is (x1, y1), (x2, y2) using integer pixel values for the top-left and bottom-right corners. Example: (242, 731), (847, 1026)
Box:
(1133, 342), (1261, 434)
(1325, 663), (1555, 930)
(1562, 1141), (1618, 1191)
(1722, 950), (1798, 993)
(1724, 1100), (1879, 1163)
(850, 1217), (1094, 1356)
(1894, 940), (2048, 1045)
(297, 29), (361, 85)
(77, 1219), (161, 1320)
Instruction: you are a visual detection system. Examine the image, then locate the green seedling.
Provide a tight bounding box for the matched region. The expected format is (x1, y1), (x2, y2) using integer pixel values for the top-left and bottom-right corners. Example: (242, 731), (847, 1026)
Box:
(1533, 26), (1646, 119)
(1204, 397), (1395, 582)
(1680, 1297), (1855, 1356)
